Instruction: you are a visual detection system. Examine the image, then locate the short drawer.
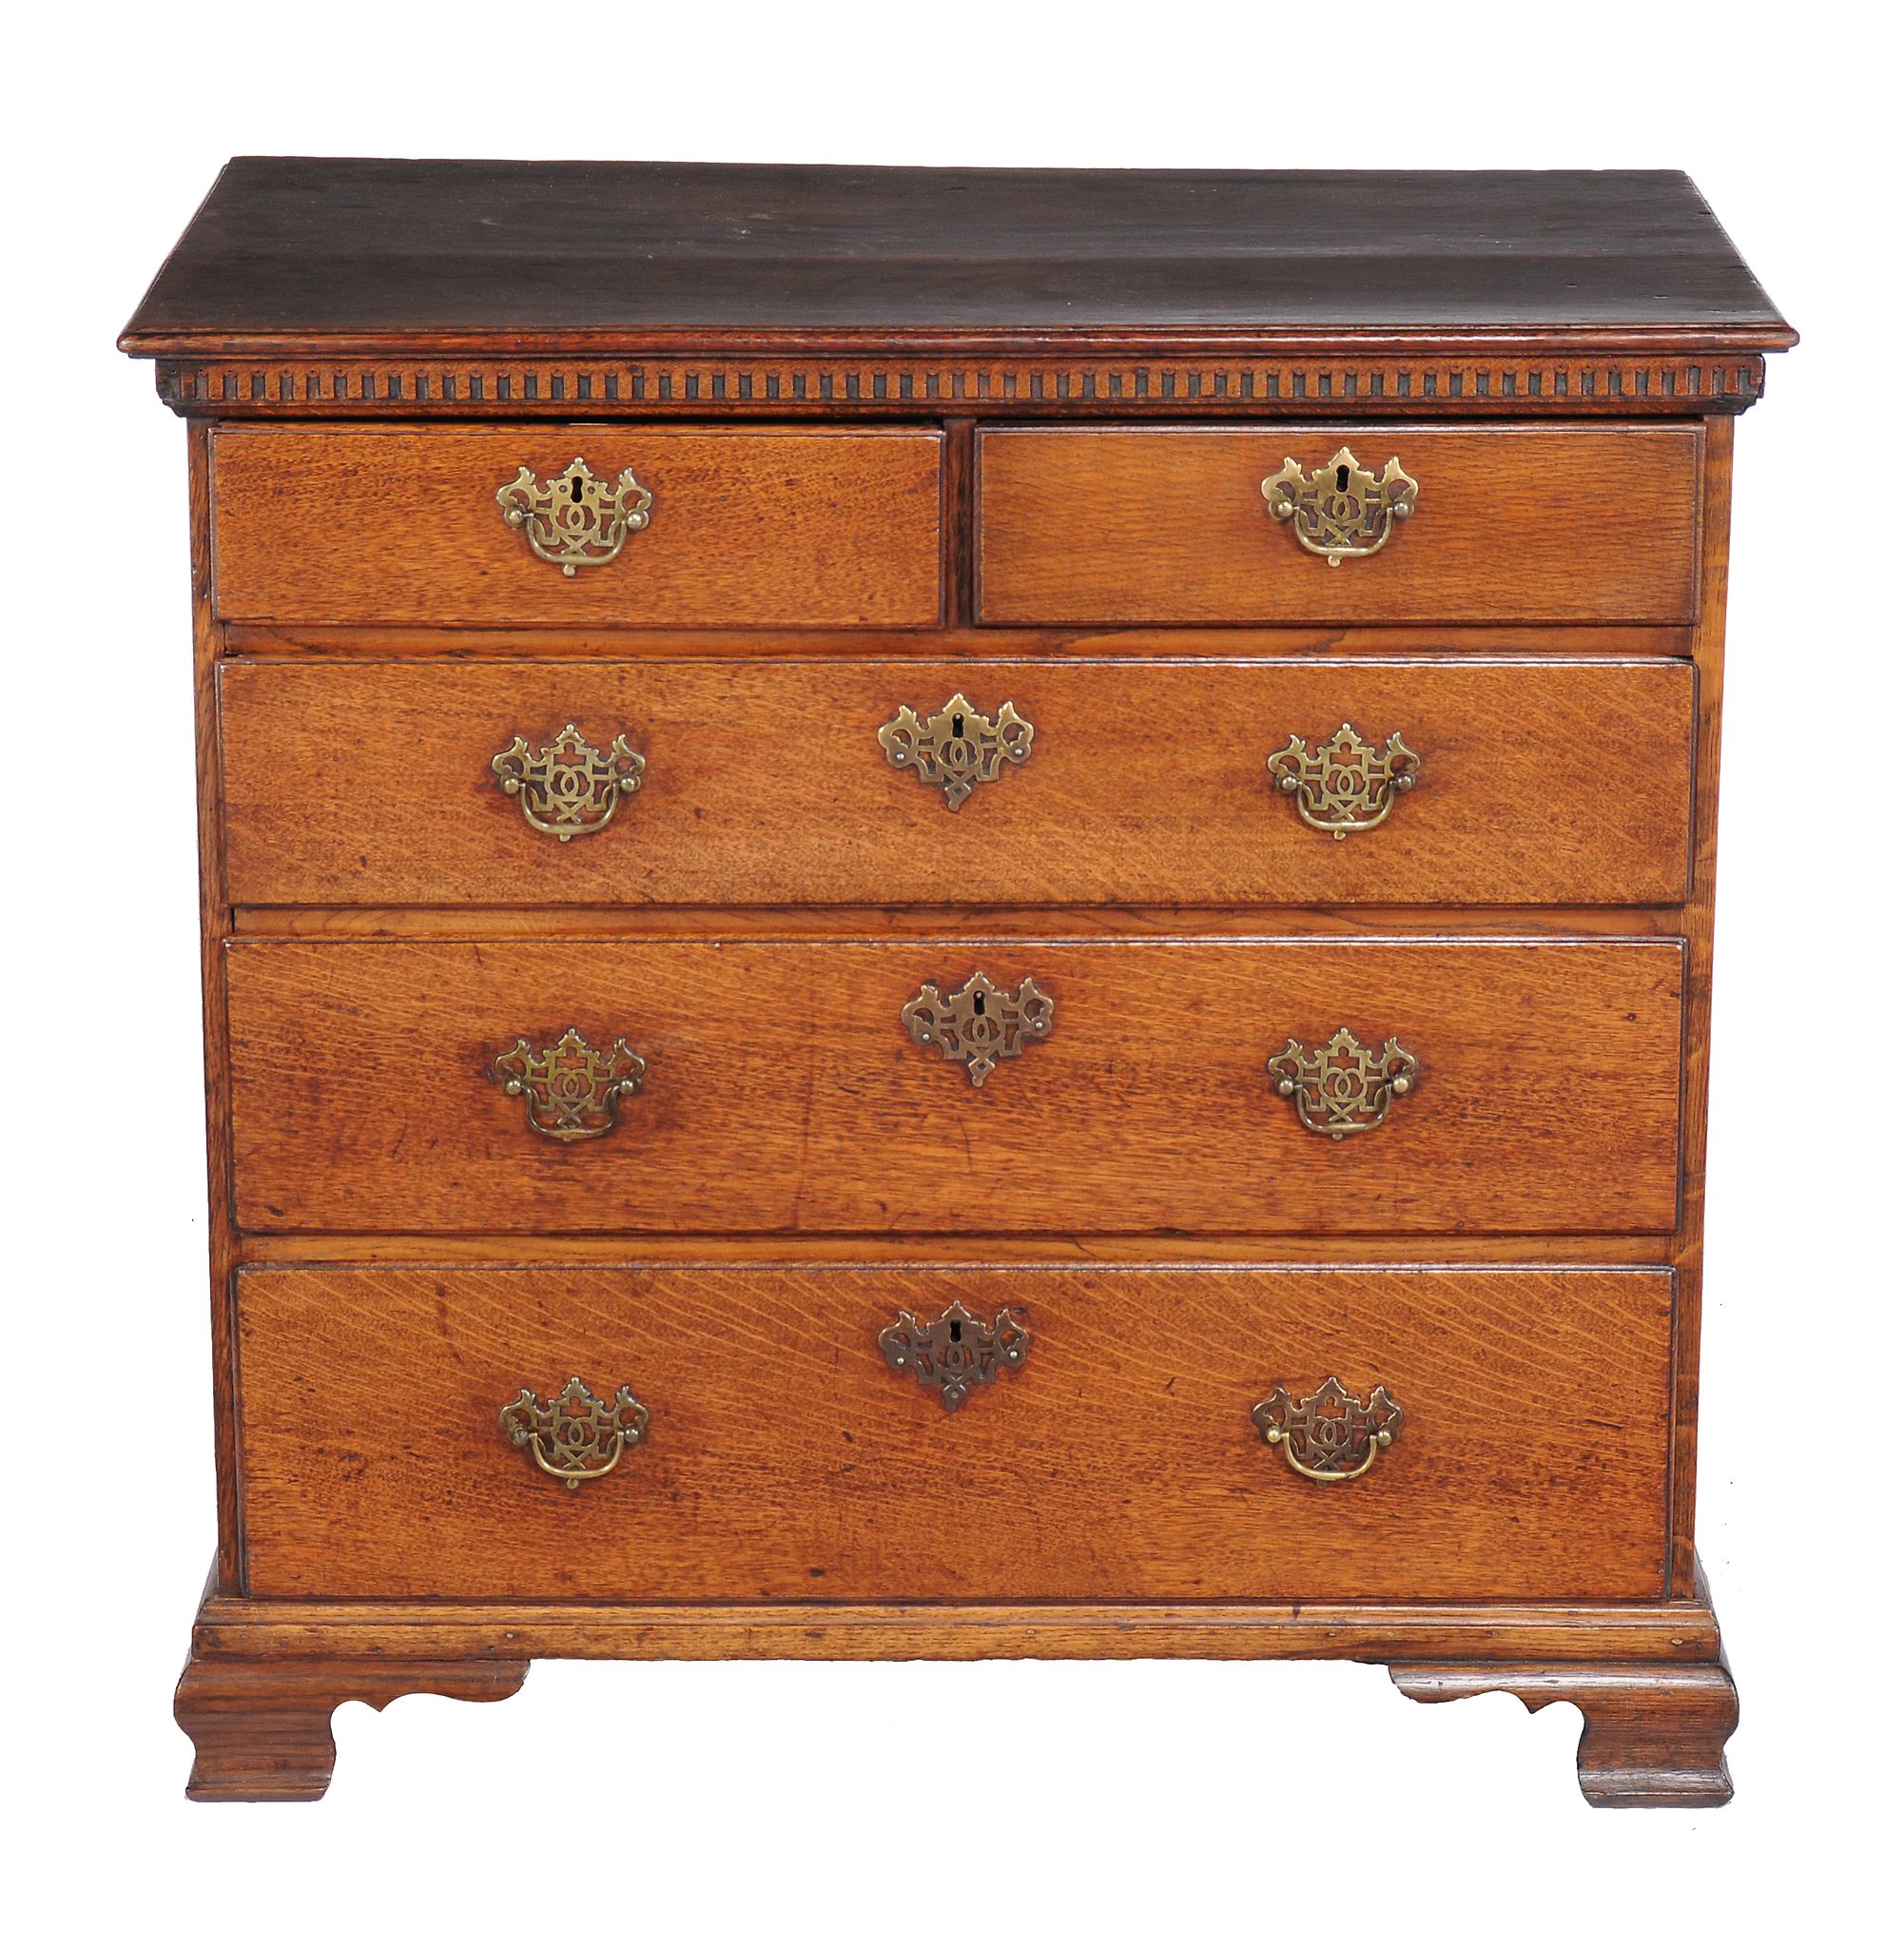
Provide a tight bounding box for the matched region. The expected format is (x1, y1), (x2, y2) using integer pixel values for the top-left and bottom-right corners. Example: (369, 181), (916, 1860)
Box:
(235, 1263), (1673, 1602)
(220, 656), (1695, 908)
(978, 423), (1701, 624)
(209, 425), (943, 627)
(226, 937), (1683, 1236)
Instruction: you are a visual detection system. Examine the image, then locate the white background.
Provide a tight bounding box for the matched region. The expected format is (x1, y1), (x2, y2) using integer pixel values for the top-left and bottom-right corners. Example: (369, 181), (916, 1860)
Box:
(7, 2), (1895, 1937)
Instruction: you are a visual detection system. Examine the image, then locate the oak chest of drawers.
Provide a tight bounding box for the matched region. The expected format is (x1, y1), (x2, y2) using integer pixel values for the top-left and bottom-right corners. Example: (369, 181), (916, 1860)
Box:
(122, 160), (1792, 1804)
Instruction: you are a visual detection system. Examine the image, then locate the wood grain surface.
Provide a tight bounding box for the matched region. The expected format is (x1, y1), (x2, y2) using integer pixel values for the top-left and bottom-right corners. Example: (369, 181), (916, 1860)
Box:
(189, 1585), (1725, 1666)
(223, 621), (1694, 661)
(219, 657), (1695, 909)
(234, 1231), (1674, 1266)
(978, 425), (1701, 624)
(1392, 1662), (1738, 1807)
(1669, 415), (1735, 1593)
(184, 426), (246, 1591)
(224, 937), (1684, 1236)
(210, 426), (942, 627)
(122, 162), (1792, 348)
(232, 905), (1687, 942)
(234, 1264), (1674, 1603)
(175, 1651), (526, 1802)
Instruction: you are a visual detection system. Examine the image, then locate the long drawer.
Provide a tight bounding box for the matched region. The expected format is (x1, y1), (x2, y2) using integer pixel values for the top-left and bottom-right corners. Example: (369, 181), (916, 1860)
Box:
(978, 423), (1702, 624)
(209, 425), (944, 626)
(235, 1263), (1674, 1602)
(219, 657), (1695, 907)
(225, 937), (1684, 1236)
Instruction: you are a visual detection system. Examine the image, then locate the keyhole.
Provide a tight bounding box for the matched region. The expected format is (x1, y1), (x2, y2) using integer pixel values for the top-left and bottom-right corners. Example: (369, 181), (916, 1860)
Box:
(951, 713), (965, 738)
(948, 1318), (962, 1342)
(1335, 464), (1350, 491)
(972, 992), (986, 1016)
(571, 477), (584, 502)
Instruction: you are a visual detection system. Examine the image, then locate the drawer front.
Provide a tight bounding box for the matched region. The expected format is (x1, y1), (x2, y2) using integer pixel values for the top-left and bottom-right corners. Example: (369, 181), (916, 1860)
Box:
(235, 1264), (1673, 1602)
(210, 426), (943, 626)
(978, 424), (1701, 624)
(226, 938), (1683, 1235)
(221, 657), (1695, 908)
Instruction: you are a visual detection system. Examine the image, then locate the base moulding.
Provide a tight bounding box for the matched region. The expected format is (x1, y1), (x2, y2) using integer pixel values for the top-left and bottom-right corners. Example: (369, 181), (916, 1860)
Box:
(178, 1570), (1737, 1805)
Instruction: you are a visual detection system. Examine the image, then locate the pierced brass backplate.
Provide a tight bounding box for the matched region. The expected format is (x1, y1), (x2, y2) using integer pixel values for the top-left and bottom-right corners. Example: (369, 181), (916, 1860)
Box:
(1253, 1377), (1403, 1482)
(1267, 1027), (1418, 1139)
(492, 1026), (645, 1140)
(1267, 722), (1421, 839)
(1261, 446), (1418, 565)
(878, 692), (1034, 809)
(879, 1300), (1030, 1411)
(491, 723), (646, 840)
(902, 971), (1055, 1086)
(495, 457), (652, 574)
(499, 1376), (651, 1489)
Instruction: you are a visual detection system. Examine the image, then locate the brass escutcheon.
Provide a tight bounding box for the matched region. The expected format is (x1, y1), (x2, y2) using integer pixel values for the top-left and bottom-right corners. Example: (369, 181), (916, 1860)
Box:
(499, 1376), (651, 1489)
(878, 692), (1034, 809)
(879, 1300), (1030, 1411)
(1261, 446), (1418, 565)
(495, 457), (652, 574)
(1253, 1376), (1403, 1482)
(1267, 722), (1421, 839)
(902, 971), (1054, 1086)
(491, 723), (646, 840)
(1267, 1027), (1418, 1140)
(492, 1026), (646, 1141)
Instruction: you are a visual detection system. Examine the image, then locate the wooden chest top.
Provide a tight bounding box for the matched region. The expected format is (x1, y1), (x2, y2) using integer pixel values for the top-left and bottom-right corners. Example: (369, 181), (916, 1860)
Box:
(120, 161), (1793, 419)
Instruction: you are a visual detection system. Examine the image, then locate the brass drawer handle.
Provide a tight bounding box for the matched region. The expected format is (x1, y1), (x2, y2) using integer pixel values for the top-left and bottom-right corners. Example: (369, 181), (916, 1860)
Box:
(903, 971), (1054, 1086)
(1268, 1027), (1418, 1139)
(880, 1301), (1029, 1411)
(879, 692), (1034, 809)
(1261, 446), (1417, 565)
(1267, 722), (1421, 839)
(495, 457), (652, 575)
(492, 723), (646, 840)
(492, 1026), (645, 1141)
(500, 1376), (650, 1489)
(1253, 1377), (1403, 1482)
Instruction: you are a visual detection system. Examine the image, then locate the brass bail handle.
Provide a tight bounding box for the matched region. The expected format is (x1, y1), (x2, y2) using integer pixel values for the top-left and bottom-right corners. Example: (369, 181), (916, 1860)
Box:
(496, 457), (653, 574)
(491, 1027), (646, 1140)
(1261, 446), (1417, 565)
(1267, 1028), (1418, 1139)
(491, 724), (646, 841)
(1253, 1378), (1404, 1482)
(1266, 723), (1421, 839)
(498, 1377), (651, 1490)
